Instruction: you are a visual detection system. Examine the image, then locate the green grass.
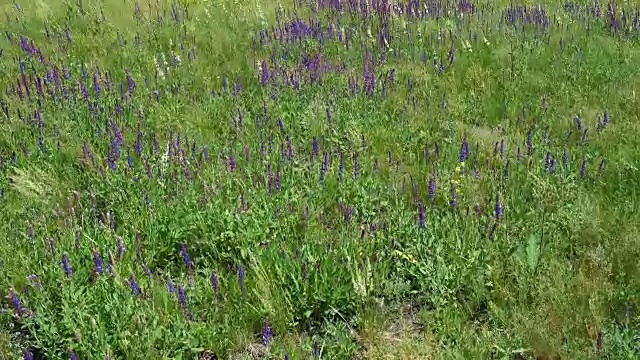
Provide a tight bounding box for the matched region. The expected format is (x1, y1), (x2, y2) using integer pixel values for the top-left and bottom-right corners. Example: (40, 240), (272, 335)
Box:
(0, 0), (639, 359)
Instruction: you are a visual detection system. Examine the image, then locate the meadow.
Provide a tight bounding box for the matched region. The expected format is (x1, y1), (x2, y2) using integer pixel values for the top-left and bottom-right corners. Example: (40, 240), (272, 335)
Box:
(0, 0), (639, 358)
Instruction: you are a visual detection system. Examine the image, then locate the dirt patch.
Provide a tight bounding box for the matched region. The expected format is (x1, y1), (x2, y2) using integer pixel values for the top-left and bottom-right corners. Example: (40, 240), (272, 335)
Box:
(357, 303), (436, 359)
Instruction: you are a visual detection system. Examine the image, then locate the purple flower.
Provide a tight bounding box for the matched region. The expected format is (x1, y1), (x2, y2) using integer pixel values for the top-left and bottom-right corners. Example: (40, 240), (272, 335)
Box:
(418, 201), (426, 228)
(261, 60), (269, 86)
(459, 136), (469, 162)
(575, 115), (583, 131)
(68, 349), (78, 360)
(428, 177), (436, 203)
(580, 159), (587, 177)
(24, 349), (34, 360)
(8, 288), (23, 316)
(128, 273), (141, 296)
(495, 195), (503, 219)
(167, 279), (176, 293)
(210, 271), (220, 297)
(598, 159), (606, 175)
(180, 243), (192, 269)
(238, 263), (246, 299)
(262, 317), (272, 346)
(92, 248), (104, 274)
(62, 254), (72, 277)
(545, 151), (551, 171)
(177, 284), (188, 307)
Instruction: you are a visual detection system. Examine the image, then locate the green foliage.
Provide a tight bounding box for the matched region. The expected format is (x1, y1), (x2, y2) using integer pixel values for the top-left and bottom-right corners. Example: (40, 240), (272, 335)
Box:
(0, 0), (639, 359)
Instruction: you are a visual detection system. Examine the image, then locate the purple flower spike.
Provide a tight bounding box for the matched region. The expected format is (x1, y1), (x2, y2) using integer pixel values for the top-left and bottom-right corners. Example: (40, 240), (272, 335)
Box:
(210, 271), (220, 297)
(177, 284), (187, 307)
(545, 151), (551, 171)
(92, 248), (104, 274)
(128, 273), (141, 296)
(428, 177), (436, 203)
(418, 201), (426, 228)
(580, 159), (587, 177)
(24, 349), (34, 360)
(598, 159), (606, 175)
(262, 317), (272, 346)
(167, 279), (176, 293)
(180, 243), (192, 269)
(68, 349), (79, 360)
(8, 288), (23, 316)
(495, 195), (503, 219)
(62, 254), (72, 277)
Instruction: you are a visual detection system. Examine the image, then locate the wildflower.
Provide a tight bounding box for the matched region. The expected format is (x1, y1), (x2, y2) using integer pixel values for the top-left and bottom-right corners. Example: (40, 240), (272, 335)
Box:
(495, 195), (503, 219)
(598, 159), (606, 175)
(428, 177), (436, 203)
(418, 201), (426, 228)
(8, 288), (23, 316)
(459, 136), (469, 163)
(580, 159), (587, 177)
(92, 248), (104, 274)
(313, 339), (319, 358)
(68, 350), (79, 360)
(238, 264), (246, 299)
(450, 181), (457, 207)
(210, 271), (220, 298)
(128, 273), (141, 296)
(180, 243), (192, 269)
(262, 318), (272, 346)
(62, 254), (72, 277)
(24, 349), (34, 360)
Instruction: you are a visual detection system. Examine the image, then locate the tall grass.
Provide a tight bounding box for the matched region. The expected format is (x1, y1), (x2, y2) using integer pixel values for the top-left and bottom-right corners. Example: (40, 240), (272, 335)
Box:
(0, 0), (639, 359)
